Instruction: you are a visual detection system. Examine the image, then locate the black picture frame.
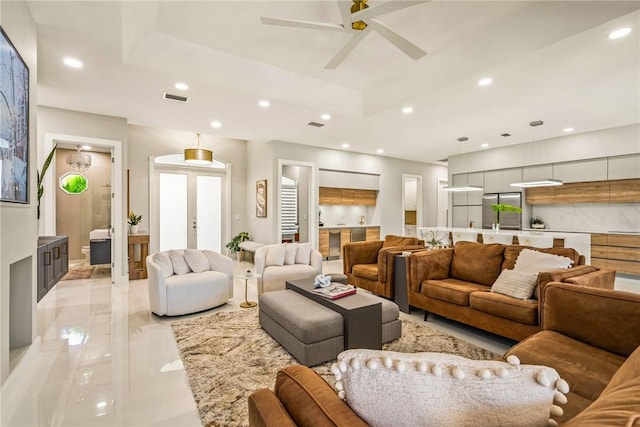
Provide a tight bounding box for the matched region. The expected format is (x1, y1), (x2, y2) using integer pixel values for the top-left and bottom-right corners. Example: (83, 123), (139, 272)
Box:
(0, 26), (29, 204)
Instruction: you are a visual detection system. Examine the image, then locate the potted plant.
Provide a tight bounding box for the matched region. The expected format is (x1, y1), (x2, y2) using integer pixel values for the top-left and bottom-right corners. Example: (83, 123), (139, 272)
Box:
(128, 211), (142, 234)
(226, 231), (251, 259)
(490, 203), (523, 232)
(530, 216), (545, 229)
(421, 229), (446, 249)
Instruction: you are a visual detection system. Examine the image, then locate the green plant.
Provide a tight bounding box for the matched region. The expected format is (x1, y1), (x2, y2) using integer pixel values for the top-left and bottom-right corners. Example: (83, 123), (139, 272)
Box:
(421, 229), (445, 248)
(491, 203), (523, 224)
(128, 211), (142, 226)
(37, 144), (57, 219)
(225, 231), (250, 252)
(531, 217), (544, 225)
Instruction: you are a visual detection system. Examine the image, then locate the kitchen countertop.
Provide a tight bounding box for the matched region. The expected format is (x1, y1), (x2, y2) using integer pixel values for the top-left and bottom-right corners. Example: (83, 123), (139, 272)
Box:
(318, 225), (380, 229)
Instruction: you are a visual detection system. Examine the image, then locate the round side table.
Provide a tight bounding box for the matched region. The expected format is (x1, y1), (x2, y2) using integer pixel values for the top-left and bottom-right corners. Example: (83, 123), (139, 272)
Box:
(238, 273), (261, 308)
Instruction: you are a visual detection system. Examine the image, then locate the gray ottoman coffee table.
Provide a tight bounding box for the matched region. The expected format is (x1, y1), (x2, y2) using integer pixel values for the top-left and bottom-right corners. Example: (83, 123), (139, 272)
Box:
(259, 278), (402, 366)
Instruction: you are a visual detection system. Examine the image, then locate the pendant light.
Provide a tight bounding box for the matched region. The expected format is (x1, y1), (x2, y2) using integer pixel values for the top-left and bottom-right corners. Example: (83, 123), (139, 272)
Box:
(443, 137), (484, 192)
(184, 132), (213, 165)
(510, 121), (563, 188)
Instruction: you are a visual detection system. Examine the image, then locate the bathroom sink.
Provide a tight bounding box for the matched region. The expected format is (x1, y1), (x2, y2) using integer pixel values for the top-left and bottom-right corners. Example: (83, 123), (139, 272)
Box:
(90, 229), (111, 240)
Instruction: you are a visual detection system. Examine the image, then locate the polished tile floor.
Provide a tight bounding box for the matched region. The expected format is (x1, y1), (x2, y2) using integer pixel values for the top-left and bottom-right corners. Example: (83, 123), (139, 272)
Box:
(3, 259), (637, 426)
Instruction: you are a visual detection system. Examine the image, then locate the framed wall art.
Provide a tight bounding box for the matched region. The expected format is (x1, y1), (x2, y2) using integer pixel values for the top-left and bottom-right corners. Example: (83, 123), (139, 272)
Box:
(0, 27), (29, 204)
(256, 179), (267, 218)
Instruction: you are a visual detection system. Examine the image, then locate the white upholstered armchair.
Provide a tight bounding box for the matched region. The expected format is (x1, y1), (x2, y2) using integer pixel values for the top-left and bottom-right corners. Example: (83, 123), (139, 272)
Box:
(146, 249), (234, 316)
(255, 243), (322, 295)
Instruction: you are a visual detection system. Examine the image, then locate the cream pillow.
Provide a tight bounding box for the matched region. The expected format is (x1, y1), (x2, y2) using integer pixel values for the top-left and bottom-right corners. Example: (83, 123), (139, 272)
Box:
(284, 243), (298, 265)
(332, 349), (567, 427)
(491, 269), (539, 300)
(295, 243), (312, 265)
(153, 252), (174, 277)
(514, 249), (573, 274)
(265, 244), (286, 266)
(183, 249), (209, 273)
(169, 250), (191, 275)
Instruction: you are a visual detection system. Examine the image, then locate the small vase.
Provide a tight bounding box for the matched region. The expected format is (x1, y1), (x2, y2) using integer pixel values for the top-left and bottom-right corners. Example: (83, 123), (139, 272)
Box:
(495, 223), (500, 232)
(130, 224), (139, 234)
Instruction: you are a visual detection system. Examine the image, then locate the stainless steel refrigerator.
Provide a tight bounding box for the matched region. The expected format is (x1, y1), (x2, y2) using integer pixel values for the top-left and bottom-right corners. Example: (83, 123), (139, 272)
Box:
(482, 192), (522, 230)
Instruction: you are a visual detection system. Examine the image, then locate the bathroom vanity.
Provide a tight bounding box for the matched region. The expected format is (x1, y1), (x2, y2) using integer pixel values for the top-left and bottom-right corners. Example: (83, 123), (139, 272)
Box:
(89, 229), (111, 265)
(37, 236), (69, 302)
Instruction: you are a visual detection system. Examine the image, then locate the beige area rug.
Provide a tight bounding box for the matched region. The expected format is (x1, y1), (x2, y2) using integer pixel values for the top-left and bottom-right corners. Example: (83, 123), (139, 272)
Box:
(61, 265), (95, 280)
(171, 308), (498, 427)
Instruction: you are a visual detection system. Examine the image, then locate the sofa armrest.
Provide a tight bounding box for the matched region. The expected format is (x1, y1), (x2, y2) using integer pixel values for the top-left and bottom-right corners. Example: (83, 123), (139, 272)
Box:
(310, 249), (323, 274)
(248, 388), (297, 427)
(541, 282), (640, 357)
(342, 240), (384, 274)
(407, 248), (454, 293)
(377, 245), (427, 284)
(564, 268), (616, 290)
(146, 255), (168, 316)
(255, 246), (266, 274)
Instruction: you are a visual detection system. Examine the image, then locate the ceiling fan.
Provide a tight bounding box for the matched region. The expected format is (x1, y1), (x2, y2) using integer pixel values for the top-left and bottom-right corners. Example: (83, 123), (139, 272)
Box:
(261, 0), (427, 69)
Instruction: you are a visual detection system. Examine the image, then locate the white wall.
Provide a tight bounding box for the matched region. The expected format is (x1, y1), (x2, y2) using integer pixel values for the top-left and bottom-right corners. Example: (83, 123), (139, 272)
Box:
(0, 0), (38, 386)
(246, 140), (448, 245)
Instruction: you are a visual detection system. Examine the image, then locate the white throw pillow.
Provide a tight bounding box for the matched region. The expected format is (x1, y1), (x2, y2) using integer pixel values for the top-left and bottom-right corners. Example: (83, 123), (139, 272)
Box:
(514, 249), (573, 274)
(183, 249), (210, 273)
(333, 349), (567, 427)
(265, 245), (286, 267)
(295, 243), (312, 265)
(491, 269), (539, 300)
(284, 243), (298, 265)
(153, 252), (174, 277)
(169, 249), (191, 275)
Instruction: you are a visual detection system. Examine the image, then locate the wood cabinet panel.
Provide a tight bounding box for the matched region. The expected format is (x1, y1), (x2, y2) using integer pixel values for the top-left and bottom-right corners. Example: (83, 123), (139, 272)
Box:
(319, 187), (342, 205)
(526, 179), (640, 205)
(606, 259), (640, 275)
(606, 246), (640, 262)
(340, 229), (351, 255)
(341, 189), (355, 205)
(354, 189), (377, 206)
(590, 232), (640, 276)
(591, 246), (608, 258)
(366, 227), (380, 241)
(320, 187), (378, 205)
(607, 233), (640, 248)
(319, 229), (329, 257)
(591, 234), (608, 245)
(609, 179), (640, 202)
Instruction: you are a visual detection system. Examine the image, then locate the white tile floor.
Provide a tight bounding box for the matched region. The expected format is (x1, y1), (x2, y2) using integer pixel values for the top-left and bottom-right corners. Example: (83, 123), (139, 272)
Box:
(3, 259), (638, 426)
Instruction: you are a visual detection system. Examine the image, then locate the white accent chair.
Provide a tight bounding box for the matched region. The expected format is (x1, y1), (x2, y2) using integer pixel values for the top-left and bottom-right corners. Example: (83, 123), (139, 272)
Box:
(255, 243), (323, 295)
(146, 249), (234, 316)
(517, 234), (554, 248)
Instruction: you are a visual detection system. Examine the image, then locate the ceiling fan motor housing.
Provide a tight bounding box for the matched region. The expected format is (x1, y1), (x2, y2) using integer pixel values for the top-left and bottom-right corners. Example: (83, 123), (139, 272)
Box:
(351, 0), (369, 30)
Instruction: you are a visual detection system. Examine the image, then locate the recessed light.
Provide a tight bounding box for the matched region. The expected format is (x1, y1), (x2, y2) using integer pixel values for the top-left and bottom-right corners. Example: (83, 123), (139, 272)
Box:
(174, 82), (189, 91)
(258, 100), (270, 108)
(478, 77), (493, 86)
(608, 27), (632, 39)
(210, 121), (222, 128)
(563, 127), (574, 133)
(402, 107), (413, 114)
(481, 143), (489, 148)
(376, 149), (384, 154)
(63, 57), (83, 68)
(341, 143), (350, 148)
(321, 114), (331, 120)
(80, 145), (91, 150)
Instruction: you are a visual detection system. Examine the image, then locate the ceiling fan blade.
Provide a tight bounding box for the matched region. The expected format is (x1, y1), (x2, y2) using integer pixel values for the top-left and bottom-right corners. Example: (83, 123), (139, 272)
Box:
(367, 19), (426, 60)
(261, 16), (350, 33)
(351, 1), (427, 22)
(325, 27), (372, 69)
(337, 0), (354, 30)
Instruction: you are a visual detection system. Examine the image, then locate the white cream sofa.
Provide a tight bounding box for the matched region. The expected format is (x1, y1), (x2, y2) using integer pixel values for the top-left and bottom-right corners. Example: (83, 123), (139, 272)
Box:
(146, 249), (234, 316)
(255, 243), (322, 295)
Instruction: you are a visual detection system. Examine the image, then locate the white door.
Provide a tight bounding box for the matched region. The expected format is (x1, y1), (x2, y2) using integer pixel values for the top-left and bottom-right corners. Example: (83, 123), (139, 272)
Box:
(156, 168), (224, 251)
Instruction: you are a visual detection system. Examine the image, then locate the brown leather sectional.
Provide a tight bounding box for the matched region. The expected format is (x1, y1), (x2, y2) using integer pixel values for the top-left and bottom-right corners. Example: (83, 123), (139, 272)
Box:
(406, 241), (616, 341)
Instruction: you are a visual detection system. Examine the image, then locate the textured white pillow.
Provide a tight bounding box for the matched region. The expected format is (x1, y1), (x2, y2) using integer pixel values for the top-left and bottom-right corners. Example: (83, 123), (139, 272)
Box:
(153, 252), (174, 277)
(491, 269), (539, 300)
(333, 350), (567, 427)
(265, 245), (286, 266)
(284, 243), (298, 265)
(514, 249), (573, 274)
(183, 249), (210, 273)
(169, 250), (191, 275)
(295, 243), (312, 265)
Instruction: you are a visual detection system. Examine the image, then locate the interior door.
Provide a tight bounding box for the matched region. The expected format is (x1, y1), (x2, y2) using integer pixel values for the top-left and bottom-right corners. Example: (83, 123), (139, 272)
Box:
(156, 168), (224, 251)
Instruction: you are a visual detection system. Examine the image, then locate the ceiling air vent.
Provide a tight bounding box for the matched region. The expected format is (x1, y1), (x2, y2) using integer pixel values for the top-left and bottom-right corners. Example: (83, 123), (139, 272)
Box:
(501, 133), (511, 137)
(308, 121), (324, 128)
(163, 93), (188, 102)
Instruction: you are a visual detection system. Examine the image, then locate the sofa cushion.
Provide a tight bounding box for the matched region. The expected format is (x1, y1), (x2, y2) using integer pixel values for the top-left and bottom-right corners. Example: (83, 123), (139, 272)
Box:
(352, 264), (378, 281)
(505, 330), (626, 423)
(470, 291), (538, 325)
(183, 249), (209, 273)
(423, 279), (489, 306)
(333, 349), (564, 427)
(382, 235), (420, 248)
(295, 243), (312, 265)
(169, 249), (191, 275)
(450, 241), (505, 286)
(514, 249), (573, 273)
(491, 269), (538, 300)
(266, 245), (286, 266)
(503, 246), (580, 271)
(601, 345), (640, 394)
(153, 252), (174, 277)
(284, 243), (298, 265)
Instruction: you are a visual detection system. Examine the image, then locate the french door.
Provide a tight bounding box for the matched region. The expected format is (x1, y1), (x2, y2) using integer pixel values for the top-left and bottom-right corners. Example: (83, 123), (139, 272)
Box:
(155, 167), (225, 252)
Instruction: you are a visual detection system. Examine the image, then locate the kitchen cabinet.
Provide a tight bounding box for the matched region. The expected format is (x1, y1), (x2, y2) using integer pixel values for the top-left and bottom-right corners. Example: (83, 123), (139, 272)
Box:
(319, 229), (330, 258)
(525, 178), (640, 205)
(340, 229), (351, 255)
(318, 226), (380, 258)
(484, 168), (522, 193)
(319, 187), (377, 206)
(591, 233), (640, 276)
(365, 227), (380, 241)
(319, 170), (380, 190)
(554, 159), (607, 183)
(37, 236), (69, 302)
(608, 154), (640, 180)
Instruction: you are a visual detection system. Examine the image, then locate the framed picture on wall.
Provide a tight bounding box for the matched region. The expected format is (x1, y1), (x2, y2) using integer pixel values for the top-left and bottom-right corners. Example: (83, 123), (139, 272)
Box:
(256, 179), (267, 218)
(0, 27), (30, 204)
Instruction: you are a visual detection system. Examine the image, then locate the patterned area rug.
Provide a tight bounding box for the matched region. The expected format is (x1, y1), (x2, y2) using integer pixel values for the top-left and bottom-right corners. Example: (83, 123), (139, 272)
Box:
(171, 308), (498, 427)
(61, 265), (95, 280)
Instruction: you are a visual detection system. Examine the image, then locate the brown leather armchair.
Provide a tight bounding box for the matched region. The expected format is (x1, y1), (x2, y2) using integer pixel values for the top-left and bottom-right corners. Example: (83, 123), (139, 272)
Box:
(343, 234), (425, 298)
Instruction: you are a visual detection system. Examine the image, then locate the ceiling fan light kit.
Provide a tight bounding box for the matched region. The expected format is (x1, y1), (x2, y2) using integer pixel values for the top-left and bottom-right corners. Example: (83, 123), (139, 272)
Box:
(261, 0), (427, 69)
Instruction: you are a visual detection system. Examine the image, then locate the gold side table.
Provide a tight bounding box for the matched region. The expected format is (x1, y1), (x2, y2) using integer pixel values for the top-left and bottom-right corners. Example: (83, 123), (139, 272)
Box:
(238, 273), (261, 308)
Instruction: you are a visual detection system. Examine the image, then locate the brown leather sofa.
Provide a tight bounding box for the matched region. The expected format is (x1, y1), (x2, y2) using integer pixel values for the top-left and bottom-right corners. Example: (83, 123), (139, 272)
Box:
(342, 234), (424, 298)
(248, 283), (640, 426)
(406, 241), (616, 341)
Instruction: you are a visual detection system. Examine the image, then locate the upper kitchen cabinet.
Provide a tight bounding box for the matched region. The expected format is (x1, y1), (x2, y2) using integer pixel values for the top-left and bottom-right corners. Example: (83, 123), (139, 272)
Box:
(608, 154), (640, 180)
(319, 187), (377, 205)
(319, 169), (379, 206)
(319, 169), (380, 190)
(554, 159), (607, 183)
(484, 168), (523, 193)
